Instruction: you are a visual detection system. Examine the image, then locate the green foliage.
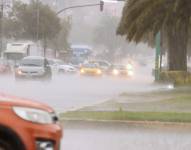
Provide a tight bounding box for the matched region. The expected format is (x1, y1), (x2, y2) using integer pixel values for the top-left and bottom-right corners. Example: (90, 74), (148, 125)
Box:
(48, 19), (71, 52)
(117, 0), (191, 71)
(61, 111), (191, 123)
(2, 1), (71, 55)
(11, 0), (61, 41)
(117, 0), (191, 42)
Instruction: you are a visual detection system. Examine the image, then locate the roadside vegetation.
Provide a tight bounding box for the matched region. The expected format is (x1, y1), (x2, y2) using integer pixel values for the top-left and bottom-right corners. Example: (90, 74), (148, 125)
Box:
(60, 111), (191, 123)
(60, 88), (191, 123)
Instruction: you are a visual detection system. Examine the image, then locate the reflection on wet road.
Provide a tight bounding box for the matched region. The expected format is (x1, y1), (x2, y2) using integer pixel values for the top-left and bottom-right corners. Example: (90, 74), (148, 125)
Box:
(62, 121), (191, 150)
(0, 72), (156, 111)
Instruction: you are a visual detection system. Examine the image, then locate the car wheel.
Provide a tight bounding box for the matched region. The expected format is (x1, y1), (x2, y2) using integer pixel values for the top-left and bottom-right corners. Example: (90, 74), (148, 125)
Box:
(0, 139), (13, 150)
(58, 69), (65, 74)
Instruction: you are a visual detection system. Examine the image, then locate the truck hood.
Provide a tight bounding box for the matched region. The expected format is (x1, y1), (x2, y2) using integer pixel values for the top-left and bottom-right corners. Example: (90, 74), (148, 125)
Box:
(0, 93), (53, 112)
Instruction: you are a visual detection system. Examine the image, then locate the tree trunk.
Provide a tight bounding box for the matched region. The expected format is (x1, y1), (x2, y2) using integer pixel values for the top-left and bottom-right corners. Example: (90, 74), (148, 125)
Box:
(167, 22), (188, 71)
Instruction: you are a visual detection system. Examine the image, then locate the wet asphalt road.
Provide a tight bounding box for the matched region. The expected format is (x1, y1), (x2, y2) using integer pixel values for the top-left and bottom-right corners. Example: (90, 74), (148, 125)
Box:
(0, 67), (187, 150)
(62, 121), (191, 150)
(0, 67), (156, 112)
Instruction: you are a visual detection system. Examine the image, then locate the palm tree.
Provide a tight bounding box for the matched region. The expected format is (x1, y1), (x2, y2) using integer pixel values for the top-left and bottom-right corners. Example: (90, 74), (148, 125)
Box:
(117, 0), (191, 71)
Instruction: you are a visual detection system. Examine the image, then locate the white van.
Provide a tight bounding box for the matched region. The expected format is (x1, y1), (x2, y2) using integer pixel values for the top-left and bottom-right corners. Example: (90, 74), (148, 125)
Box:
(4, 42), (38, 61)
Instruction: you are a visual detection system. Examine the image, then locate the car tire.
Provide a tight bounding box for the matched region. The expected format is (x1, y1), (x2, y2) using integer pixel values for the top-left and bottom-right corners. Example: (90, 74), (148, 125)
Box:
(58, 69), (65, 74)
(0, 139), (13, 150)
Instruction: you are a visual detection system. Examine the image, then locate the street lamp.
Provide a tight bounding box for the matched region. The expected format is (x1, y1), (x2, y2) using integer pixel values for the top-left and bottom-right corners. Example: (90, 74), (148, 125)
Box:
(57, 1), (106, 15)
(0, 0), (3, 57)
(102, 0), (119, 3)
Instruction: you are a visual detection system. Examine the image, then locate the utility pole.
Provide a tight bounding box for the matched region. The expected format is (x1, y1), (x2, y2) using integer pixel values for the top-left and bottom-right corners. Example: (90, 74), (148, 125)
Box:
(36, 0), (40, 56)
(36, 0), (39, 42)
(0, 0), (4, 57)
(155, 32), (161, 81)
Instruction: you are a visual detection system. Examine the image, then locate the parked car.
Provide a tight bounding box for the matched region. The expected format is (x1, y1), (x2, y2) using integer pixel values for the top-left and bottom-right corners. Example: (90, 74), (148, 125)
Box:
(48, 59), (64, 73)
(58, 64), (77, 74)
(0, 93), (62, 150)
(80, 63), (102, 76)
(15, 56), (52, 80)
(109, 64), (134, 77)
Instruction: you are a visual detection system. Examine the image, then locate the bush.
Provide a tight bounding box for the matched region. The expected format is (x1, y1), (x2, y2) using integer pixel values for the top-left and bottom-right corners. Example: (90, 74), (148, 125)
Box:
(160, 71), (191, 85)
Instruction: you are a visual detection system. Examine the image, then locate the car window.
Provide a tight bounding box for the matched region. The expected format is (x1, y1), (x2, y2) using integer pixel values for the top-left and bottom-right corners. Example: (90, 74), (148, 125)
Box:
(20, 59), (44, 67)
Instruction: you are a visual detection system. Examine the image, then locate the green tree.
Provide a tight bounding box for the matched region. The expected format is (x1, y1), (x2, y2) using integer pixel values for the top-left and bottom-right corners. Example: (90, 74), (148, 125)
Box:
(11, 0), (61, 56)
(48, 19), (71, 57)
(117, 0), (191, 71)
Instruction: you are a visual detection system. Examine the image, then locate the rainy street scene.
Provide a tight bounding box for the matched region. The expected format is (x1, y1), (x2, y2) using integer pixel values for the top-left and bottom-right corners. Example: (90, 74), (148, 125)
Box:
(1, 0), (191, 150)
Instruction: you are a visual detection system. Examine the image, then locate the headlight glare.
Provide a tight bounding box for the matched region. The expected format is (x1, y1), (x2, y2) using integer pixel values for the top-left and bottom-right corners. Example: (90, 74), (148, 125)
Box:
(128, 70), (134, 76)
(112, 69), (119, 75)
(80, 69), (85, 74)
(16, 69), (23, 75)
(13, 107), (53, 124)
(96, 69), (102, 74)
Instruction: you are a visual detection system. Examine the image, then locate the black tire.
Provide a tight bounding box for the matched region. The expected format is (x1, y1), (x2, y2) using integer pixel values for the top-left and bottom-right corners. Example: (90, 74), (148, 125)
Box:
(0, 139), (13, 150)
(58, 69), (65, 74)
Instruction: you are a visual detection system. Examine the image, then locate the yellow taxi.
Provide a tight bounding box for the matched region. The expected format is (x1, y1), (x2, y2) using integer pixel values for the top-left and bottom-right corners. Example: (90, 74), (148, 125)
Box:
(80, 63), (102, 76)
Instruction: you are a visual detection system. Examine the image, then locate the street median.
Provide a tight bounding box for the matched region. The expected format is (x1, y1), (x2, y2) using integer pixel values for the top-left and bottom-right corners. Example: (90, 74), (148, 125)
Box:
(60, 87), (191, 125)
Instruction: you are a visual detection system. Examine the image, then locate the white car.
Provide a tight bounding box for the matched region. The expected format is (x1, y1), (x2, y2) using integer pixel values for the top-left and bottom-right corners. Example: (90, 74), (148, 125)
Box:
(58, 64), (77, 74)
(48, 59), (64, 74)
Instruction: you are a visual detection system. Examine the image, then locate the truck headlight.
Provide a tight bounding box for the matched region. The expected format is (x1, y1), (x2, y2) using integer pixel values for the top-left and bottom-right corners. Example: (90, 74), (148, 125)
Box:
(13, 107), (54, 124)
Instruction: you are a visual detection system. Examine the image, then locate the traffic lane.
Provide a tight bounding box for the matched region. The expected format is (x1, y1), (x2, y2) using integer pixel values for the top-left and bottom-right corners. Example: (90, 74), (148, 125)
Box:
(0, 74), (156, 111)
(62, 121), (191, 150)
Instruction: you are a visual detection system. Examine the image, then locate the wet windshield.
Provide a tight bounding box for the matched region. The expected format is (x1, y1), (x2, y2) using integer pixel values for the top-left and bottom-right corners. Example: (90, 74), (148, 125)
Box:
(20, 59), (44, 67)
(83, 63), (98, 68)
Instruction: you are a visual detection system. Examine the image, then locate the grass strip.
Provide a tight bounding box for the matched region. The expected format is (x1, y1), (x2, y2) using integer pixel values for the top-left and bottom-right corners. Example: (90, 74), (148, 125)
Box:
(60, 111), (191, 123)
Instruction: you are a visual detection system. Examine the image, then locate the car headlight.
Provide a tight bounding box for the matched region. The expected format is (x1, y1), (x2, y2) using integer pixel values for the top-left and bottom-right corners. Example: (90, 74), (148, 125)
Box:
(13, 107), (54, 124)
(128, 70), (134, 76)
(126, 64), (133, 70)
(16, 69), (23, 75)
(96, 69), (102, 74)
(80, 68), (85, 74)
(112, 69), (119, 75)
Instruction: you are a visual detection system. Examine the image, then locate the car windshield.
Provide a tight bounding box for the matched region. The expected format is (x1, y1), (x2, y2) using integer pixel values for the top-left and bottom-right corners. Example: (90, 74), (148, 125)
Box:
(113, 65), (126, 70)
(48, 60), (54, 65)
(20, 59), (44, 67)
(83, 63), (98, 68)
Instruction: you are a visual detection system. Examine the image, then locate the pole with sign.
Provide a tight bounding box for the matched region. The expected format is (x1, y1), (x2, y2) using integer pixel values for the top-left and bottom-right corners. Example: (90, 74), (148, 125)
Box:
(155, 32), (161, 81)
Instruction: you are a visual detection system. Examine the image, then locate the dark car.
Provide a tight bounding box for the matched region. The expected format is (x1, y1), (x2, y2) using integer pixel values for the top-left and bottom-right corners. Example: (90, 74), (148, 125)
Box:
(15, 56), (52, 80)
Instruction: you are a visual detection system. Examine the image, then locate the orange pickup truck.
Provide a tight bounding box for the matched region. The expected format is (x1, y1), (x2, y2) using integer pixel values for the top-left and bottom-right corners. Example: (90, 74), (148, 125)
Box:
(0, 93), (62, 150)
